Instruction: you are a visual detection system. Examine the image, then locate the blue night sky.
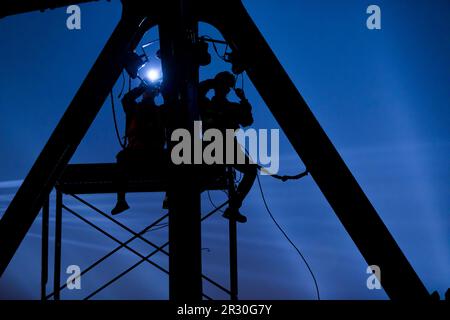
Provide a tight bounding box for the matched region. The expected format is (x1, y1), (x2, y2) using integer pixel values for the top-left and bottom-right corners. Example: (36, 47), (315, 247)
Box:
(0, 0), (449, 300)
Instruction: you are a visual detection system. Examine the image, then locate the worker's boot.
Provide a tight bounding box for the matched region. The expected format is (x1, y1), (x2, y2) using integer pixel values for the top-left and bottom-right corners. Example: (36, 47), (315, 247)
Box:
(223, 207), (247, 223)
(111, 199), (130, 215)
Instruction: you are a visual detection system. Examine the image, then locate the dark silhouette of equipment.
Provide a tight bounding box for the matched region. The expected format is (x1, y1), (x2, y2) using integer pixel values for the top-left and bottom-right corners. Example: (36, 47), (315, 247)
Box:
(0, 0), (434, 301)
(124, 51), (148, 79)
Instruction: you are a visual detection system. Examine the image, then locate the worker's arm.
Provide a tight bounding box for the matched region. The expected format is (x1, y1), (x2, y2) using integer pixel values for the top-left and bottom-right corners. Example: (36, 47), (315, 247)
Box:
(199, 79), (216, 98)
(121, 84), (146, 113)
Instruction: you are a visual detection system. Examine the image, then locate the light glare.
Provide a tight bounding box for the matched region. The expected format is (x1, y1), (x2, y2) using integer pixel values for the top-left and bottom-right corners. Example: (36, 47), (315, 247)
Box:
(147, 69), (161, 82)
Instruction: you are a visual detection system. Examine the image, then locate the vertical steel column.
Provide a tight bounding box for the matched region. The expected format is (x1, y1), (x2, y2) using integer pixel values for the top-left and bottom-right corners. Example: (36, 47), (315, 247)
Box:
(227, 167), (238, 301)
(53, 190), (62, 300)
(159, 0), (203, 301)
(41, 196), (49, 300)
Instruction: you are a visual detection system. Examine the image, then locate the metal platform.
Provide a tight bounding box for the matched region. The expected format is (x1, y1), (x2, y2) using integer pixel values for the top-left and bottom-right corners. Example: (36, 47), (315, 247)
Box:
(41, 162), (238, 300)
(55, 163), (229, 194)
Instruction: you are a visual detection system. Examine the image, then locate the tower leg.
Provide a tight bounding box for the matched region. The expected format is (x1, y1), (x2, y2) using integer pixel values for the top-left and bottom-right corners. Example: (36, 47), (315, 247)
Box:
(0, 7), (149, 277)
(159, 0), (203, 301)
(198, 0), (429, 300)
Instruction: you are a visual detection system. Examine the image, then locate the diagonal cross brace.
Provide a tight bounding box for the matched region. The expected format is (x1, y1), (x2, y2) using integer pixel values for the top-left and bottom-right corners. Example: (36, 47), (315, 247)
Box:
(0, 6), (151, 276)
(196, 0), (429, 300)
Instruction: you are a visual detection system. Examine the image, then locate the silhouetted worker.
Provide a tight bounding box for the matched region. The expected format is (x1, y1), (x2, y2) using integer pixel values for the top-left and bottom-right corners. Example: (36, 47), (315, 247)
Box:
(111, 82), (167, 215)
(199, 71), (257, 223)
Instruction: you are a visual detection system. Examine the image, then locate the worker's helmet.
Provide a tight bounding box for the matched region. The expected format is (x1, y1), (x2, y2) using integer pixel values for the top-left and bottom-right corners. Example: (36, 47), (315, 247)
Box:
(214, 71), (235, 88)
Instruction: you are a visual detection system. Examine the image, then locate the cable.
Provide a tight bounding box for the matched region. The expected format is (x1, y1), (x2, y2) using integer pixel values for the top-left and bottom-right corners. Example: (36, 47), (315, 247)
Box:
(243, 145), (309, 182)
(228, 81), (319, 297)
(110, 91), (126, 149)
(118, 71), (126, 99)
(202, 35), (228, 62)
(234, 80), (309, 183)
(212, 41), (226, 62)
(256, 174), (321, 300)
(144, 223), (169, 233)
(207, 190), (224, 213)
(234, 168), (243, 184)
(268, 168), (309, 182)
